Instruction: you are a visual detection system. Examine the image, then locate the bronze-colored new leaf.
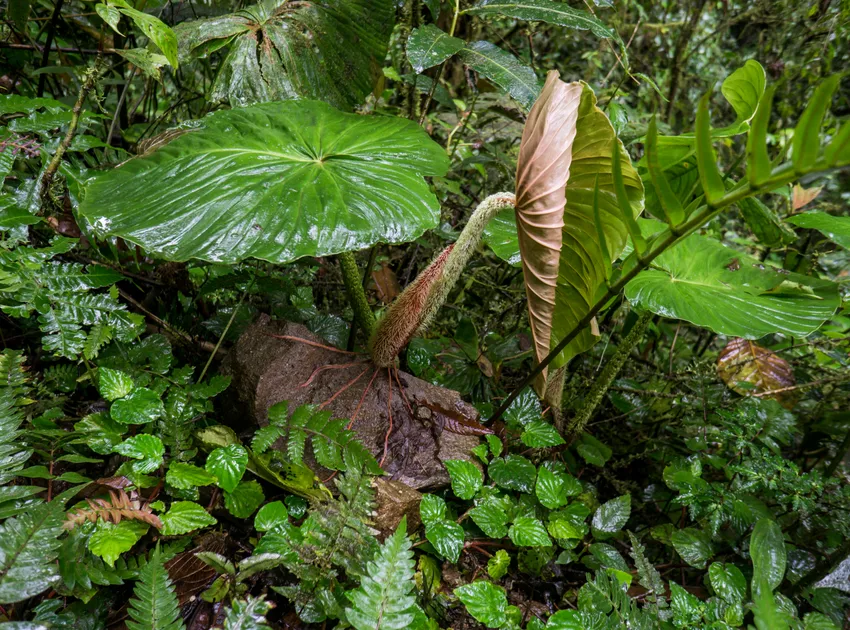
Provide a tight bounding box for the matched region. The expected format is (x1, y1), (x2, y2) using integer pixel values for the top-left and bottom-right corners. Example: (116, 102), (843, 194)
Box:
(792, 183), (823, 210)
(64, 489), (163, 530)
(717, 337), (795, 406)
(515, 71), (583, 386)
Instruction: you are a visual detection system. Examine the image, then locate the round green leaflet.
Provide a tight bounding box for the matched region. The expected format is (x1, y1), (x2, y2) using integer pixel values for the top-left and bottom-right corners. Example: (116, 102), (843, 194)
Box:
(79, 101), (450, 264)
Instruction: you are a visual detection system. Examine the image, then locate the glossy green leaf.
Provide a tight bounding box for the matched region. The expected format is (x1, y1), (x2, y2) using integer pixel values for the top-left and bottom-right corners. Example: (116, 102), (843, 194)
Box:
(786, 211), (850, 249)
(591, 494), (630, 538)
(224, 480), (265, 518)
(80, 101), (449, 264)
(111, 387), (164, 424)
(425, 521), (464, 563)
(98, 367), (134, 402)
(114, 434), (165, 464)
(206, 445), (248, 493)
(826, 120), (850, 167)
(166, 462), (218, 489)
(482, 209), (522, 266)
(160, 500), (217, 535)
(502, 388), (541, 428)
(457, 41), (541, 109)
(96, 3), (122, 33)
(550, 84), (644, 368)
(0, 502), (64, 603)
(487, 549), (511, 579)
(455, 581), (508, 628)
(670, 582), (701, 626)
(747, 85), (776, 186)
(488, 455), (537, 493)
(407, 24), (464, 74)
(695, 91), (725, 205)
(420, 494), (447, 528)
(508, 516), (552, 547)
(88, 519), (148, 567)
(536, 466), (581, 509)
(645, 116), (685, 225)
(751, 518), (786, 593)
(465, 0), (621, 53)
(173, 0), (394, 109)
(588, 543), (629, 572)
(792, 75), (840, 171)
(709, 562), (747, 603)
(445, 459), (483, 500)
(127, 545), (184, 630)
(671, 527), (713, 569)
(254, 501), (288, 532)
(117, 48), (170, 81)
(624, 231), (839, 339)
(521, 420), (565, 448)
(469, 503), (509, 538)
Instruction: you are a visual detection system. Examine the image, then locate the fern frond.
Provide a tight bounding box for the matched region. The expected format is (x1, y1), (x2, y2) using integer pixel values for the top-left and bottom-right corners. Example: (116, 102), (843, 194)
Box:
(0, 387), (33, 485)
(257, 402), (381, 475)
(346, 517), (419, 630)
(300, 467), (379, 577)
(0, 501), (65, 604)
(0, 349), (29, 395)
(64, 489), (163, 530)
(127, 545), (185, 630)
(628, 531), (667, 612)
(222, 596), (274, 630)
(84, 322), (114, 360)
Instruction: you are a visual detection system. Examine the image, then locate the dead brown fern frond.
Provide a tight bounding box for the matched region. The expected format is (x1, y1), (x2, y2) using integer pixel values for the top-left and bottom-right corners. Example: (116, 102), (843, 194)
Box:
(64, 489), (163, 530)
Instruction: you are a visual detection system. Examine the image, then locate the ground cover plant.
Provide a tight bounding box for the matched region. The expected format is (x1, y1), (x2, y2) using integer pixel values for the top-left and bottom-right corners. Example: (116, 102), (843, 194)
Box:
(1, 0), (849, 627)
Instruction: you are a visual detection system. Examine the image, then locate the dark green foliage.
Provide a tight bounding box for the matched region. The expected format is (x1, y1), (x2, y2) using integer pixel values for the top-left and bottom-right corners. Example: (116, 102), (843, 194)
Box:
(0, 501), (64, 603)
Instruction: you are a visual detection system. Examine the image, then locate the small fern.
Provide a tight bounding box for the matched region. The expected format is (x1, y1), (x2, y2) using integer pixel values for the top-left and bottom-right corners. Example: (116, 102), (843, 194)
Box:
(346, 516), (421, 630)
(628, 531), (668, 613)
(253, 401), (381, 475)
(126, 545), (185, 630)
(0, 388), (32, 486)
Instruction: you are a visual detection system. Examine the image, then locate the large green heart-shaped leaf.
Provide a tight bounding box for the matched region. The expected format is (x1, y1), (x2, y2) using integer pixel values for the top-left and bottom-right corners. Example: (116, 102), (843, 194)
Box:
(173, 0), (394, 109)
(625, 231), (839, 338)
(79, 101), (449, 264)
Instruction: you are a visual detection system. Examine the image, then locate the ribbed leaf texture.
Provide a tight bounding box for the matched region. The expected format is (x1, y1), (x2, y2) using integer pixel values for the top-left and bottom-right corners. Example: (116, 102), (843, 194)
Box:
(222, 596), (273, 630)
(126, 545), (185, 630)
(0, 385), (32, 487)
(253, 401), (381, 475)
(64, 489), (163, 530)
(514, 71), (582, 387)
(0, 501), (65, 603)
(346, 517), (420, 630)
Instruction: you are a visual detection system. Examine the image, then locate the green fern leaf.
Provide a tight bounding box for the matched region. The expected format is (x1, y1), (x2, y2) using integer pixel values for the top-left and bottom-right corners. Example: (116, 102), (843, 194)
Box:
(84, 322), (114, 360)
(222, 596), (273, 630)
(0, 388), (32, 485)
(126, 545), (185, 630)
(0, 501), (65, 603)
(627, 531), (667, 612)
(346, 517), (420, 630)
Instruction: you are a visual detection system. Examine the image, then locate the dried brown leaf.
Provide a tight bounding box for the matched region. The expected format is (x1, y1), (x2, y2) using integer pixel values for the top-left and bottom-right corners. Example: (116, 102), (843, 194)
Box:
(64, 489), (163, 530)
(515, 71), (583, 384)
(370, 262), (401, 303)
(792, 184), (823, 210)
(717, 337), (795, 406)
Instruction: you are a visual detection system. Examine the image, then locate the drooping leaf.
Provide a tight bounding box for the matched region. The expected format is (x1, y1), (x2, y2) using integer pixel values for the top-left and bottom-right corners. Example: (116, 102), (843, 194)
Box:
(407, 24), (464, 74)
(514, 71), (582, 387)
(464, 0), (621, 54)
(173, 0), (394, 109)
(717, 338), (795, 404)
(346, 518), (420, 630)
(747, 85), (776, 187)
(457, 41), (541, 109)
(671, 527), (713, 569)
(695, 91), (725, 205)
(80, 101), (449, 265)
(109, 0), (178, 68)
(625, 231), (839, 339)
(719, 59), (766, 132)
(454, 581), (508, 628)
(787, 211), (850, 249)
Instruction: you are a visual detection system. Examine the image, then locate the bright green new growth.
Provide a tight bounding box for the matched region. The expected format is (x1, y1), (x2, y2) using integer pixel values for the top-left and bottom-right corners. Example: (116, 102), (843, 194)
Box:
(345, 517), (420, 630)
(126, 545), (185, 630)
(222, 596), (274, 630)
